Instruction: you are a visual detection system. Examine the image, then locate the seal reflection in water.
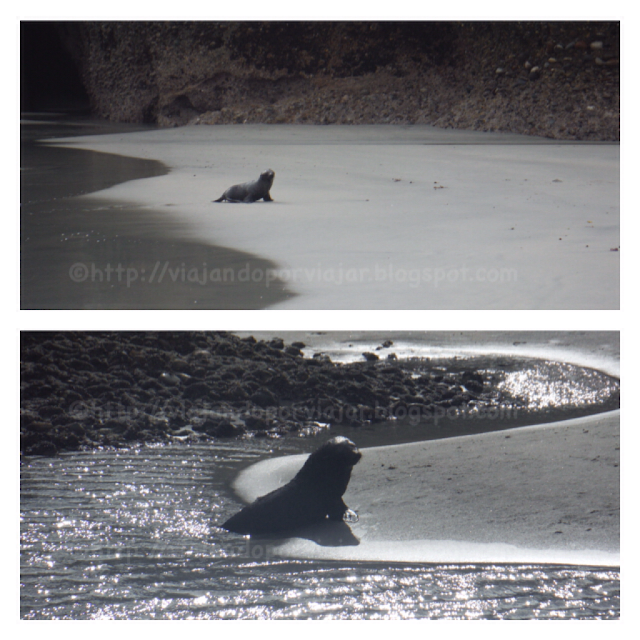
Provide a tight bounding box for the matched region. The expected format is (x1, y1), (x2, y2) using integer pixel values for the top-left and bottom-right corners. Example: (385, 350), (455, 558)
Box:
(222, 436), (361, 536)
(213, 169), (275, 203)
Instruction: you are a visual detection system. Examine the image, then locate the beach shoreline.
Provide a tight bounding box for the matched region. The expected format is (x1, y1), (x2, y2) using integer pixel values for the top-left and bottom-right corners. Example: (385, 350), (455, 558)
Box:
(232, 410), (619, 567)
(224, 331), (620, 567)
(20, 119), (293, 309)
(46, 124), (620, 310)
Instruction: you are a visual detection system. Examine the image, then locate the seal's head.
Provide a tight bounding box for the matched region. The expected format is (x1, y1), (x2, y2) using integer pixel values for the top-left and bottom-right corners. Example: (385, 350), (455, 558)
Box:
(260, 169), (275, 186)
(295, 436), (361, 496)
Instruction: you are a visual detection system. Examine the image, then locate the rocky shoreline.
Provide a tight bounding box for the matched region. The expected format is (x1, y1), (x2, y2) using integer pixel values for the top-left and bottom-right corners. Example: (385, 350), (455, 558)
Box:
(55, 21), (619, 141)
(20, 332), (619, 457)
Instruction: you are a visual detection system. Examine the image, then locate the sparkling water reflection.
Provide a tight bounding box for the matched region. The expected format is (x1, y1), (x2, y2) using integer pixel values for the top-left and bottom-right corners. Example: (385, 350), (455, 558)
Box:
(495, 361), (617, 410)
(21, 442), (619, 619)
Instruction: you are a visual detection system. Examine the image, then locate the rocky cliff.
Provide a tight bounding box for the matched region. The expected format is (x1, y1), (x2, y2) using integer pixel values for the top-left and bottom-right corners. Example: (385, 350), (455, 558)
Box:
(57, 21), (619, 140)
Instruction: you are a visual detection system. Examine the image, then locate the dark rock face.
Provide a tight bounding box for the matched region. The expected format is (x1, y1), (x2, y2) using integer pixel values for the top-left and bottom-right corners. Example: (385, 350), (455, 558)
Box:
(19, 331), (506, 456)
(53, 21), (619, 140)
(19, 331), (620, 457)
(222, 436), (362, 535)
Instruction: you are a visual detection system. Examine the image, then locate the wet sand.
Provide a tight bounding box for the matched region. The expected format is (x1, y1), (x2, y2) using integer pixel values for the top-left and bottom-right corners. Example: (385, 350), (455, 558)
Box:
(20, 118), (293, 309)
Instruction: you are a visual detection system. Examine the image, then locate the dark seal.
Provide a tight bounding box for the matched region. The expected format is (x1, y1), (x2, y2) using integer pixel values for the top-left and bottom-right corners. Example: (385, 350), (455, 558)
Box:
(213, 169), (275, 203)
(221, 436), (361, 535)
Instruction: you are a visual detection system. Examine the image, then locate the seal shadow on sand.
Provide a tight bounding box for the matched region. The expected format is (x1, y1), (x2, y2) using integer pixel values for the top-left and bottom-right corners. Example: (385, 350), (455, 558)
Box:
(218, 520), (360, 549)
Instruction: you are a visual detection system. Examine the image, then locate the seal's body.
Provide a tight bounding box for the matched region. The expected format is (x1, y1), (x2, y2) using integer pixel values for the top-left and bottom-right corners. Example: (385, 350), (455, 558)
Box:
(222, 437), (361, 535)
(213, 169), (275, 203)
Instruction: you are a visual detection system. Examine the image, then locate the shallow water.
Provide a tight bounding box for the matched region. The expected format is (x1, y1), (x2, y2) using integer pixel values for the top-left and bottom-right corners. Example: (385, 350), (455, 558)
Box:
(20, 440), (619, 620)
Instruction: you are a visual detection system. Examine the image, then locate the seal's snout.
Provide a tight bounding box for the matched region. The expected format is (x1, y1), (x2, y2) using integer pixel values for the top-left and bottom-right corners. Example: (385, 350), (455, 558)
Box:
(327, 436), (360, 457)
(334, 437), (362, 464)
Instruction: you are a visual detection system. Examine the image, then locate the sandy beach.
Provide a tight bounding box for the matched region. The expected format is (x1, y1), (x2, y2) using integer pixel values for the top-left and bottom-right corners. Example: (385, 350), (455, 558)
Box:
(49, 125), (619, 310)
(233, 411), (619, 567)
(225, 332), (620, 567)
(236, 330), (621, 376)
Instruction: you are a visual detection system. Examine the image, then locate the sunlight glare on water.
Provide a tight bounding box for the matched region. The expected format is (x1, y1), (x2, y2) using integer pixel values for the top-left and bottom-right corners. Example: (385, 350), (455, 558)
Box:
(495, 361), (617, 410)
(21, 442), (619, 619)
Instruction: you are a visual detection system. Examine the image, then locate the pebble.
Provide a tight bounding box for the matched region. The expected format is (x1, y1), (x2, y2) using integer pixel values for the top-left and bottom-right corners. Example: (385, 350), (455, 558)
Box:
(160, 372), (181, 386)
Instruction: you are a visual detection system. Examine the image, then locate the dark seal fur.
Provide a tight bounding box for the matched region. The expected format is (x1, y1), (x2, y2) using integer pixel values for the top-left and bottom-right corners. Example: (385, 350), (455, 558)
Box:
(213, 169), (275, 203)
(222, 436), (361, 535)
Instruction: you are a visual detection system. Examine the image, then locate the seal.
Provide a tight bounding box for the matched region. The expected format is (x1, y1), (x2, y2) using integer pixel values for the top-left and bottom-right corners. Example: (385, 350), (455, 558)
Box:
(221, 436), (362, 536)
(213, 169), (275, 203)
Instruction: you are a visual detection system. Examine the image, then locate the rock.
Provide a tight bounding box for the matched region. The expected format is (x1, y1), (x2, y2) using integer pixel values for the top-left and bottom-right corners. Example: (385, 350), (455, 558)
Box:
(462, 371), (484, 394)
(244, 415), (270, 431)
(183, 381), (210, 400)
(66, 422), (86, 437)
(172, 427), (196, 438)
(192, 418), (220, 436)
(160, 372), (181, 386)
(250, 389), (278, 407)
(23, 437), (59, 455)
(214, 420), (244, 438)
(100, 419), (129, 434)
(38, 406), (64, 419)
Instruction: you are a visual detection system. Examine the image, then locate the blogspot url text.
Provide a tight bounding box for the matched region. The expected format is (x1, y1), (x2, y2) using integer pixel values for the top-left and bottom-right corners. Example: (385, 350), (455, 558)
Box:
(69, 261), (518, 289)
